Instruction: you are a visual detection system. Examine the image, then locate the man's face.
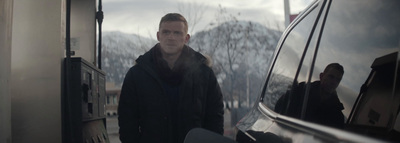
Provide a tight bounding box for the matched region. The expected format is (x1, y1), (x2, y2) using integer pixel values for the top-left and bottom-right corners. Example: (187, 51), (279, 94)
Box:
(157, 21), (190, 56)
(320, 68), (343, 93)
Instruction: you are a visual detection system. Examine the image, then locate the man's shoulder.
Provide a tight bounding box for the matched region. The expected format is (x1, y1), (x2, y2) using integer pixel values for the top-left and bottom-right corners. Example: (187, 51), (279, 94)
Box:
(199, 53), (213, 68)
(126, 63), (149, 76)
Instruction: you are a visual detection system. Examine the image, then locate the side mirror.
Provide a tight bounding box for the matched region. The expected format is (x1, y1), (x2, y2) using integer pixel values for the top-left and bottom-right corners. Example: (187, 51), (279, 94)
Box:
(184, 128), (237, 143)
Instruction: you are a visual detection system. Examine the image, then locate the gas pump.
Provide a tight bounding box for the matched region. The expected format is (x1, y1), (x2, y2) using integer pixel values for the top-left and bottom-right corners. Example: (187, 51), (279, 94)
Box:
(63, 0), (109, 142)
(64, 58), (108, 143)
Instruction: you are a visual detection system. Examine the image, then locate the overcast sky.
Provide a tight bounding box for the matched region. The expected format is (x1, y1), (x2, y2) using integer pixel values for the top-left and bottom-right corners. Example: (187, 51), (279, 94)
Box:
(102, 0), (314, 39)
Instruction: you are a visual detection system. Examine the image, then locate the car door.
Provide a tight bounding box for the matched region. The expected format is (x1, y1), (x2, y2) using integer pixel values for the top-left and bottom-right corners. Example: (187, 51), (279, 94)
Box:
(236, 0), (400, 142)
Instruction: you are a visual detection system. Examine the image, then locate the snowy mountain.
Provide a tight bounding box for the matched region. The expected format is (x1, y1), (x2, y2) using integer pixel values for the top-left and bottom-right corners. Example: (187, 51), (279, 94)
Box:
(101, 31), (156, 86)
(189, 21), (282, 107)
(101, 21), (282, 105)
(189, 21), (281, 79)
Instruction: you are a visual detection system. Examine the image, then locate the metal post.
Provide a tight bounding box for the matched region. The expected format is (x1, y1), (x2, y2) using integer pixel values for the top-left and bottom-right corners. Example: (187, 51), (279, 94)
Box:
(96, 0), (104, 69)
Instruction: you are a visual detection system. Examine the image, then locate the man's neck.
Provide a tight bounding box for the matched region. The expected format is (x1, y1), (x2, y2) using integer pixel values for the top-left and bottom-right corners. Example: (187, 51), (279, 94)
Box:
(162, 53), (181, 69)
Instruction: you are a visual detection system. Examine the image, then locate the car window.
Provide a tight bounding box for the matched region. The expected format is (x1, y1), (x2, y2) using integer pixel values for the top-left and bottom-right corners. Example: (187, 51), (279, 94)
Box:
(261, 5), (319, 110)
(308, 0), (400, 139)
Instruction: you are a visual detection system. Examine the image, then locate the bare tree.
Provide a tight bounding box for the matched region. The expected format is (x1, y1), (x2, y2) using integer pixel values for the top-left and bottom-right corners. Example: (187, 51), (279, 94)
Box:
(177, 1), (208, 35)
(187, 4), (283, 115)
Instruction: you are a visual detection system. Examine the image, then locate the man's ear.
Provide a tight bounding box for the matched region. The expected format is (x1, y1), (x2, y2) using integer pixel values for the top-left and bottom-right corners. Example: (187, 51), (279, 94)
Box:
(157, 31), (160, 41)
(185, 34), (191, 43)
(319, 73), (324, 79)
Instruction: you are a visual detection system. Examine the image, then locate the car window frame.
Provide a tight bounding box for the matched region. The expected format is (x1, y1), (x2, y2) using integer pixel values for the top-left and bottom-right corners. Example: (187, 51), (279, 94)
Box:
(259, 0), (328, 113)
(298, 0), (333, 119)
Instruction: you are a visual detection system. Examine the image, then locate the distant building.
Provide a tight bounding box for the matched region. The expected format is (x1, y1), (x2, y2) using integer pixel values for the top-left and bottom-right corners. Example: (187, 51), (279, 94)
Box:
(290, 14), (299, 23)
(284, 0), (299, 27)
(106, 82), (121, 116)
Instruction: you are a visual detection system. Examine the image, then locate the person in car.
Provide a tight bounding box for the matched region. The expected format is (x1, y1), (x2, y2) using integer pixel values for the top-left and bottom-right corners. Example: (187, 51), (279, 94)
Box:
(117, 13), (224, 143)
(275, 63), (345, 129)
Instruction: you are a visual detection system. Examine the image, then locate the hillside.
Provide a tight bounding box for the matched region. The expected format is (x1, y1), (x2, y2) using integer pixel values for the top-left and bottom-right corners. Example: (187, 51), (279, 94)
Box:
(101, 21), (282, 106)
(102, 31), (156, 86)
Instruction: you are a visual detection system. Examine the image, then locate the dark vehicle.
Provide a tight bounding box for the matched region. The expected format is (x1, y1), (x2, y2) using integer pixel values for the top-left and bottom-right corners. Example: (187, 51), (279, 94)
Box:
(233, 0), (400, 142)
(184, 0), (400, 142)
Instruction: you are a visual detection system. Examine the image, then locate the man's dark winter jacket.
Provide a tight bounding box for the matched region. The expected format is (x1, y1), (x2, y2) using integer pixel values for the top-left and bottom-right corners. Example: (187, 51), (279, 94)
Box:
(118, 44), (224, 143)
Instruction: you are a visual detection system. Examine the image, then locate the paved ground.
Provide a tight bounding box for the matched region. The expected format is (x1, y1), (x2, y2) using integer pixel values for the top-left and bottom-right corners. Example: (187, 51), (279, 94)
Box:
(106, 116), (120, 143)
(106, 109), (235, 143)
